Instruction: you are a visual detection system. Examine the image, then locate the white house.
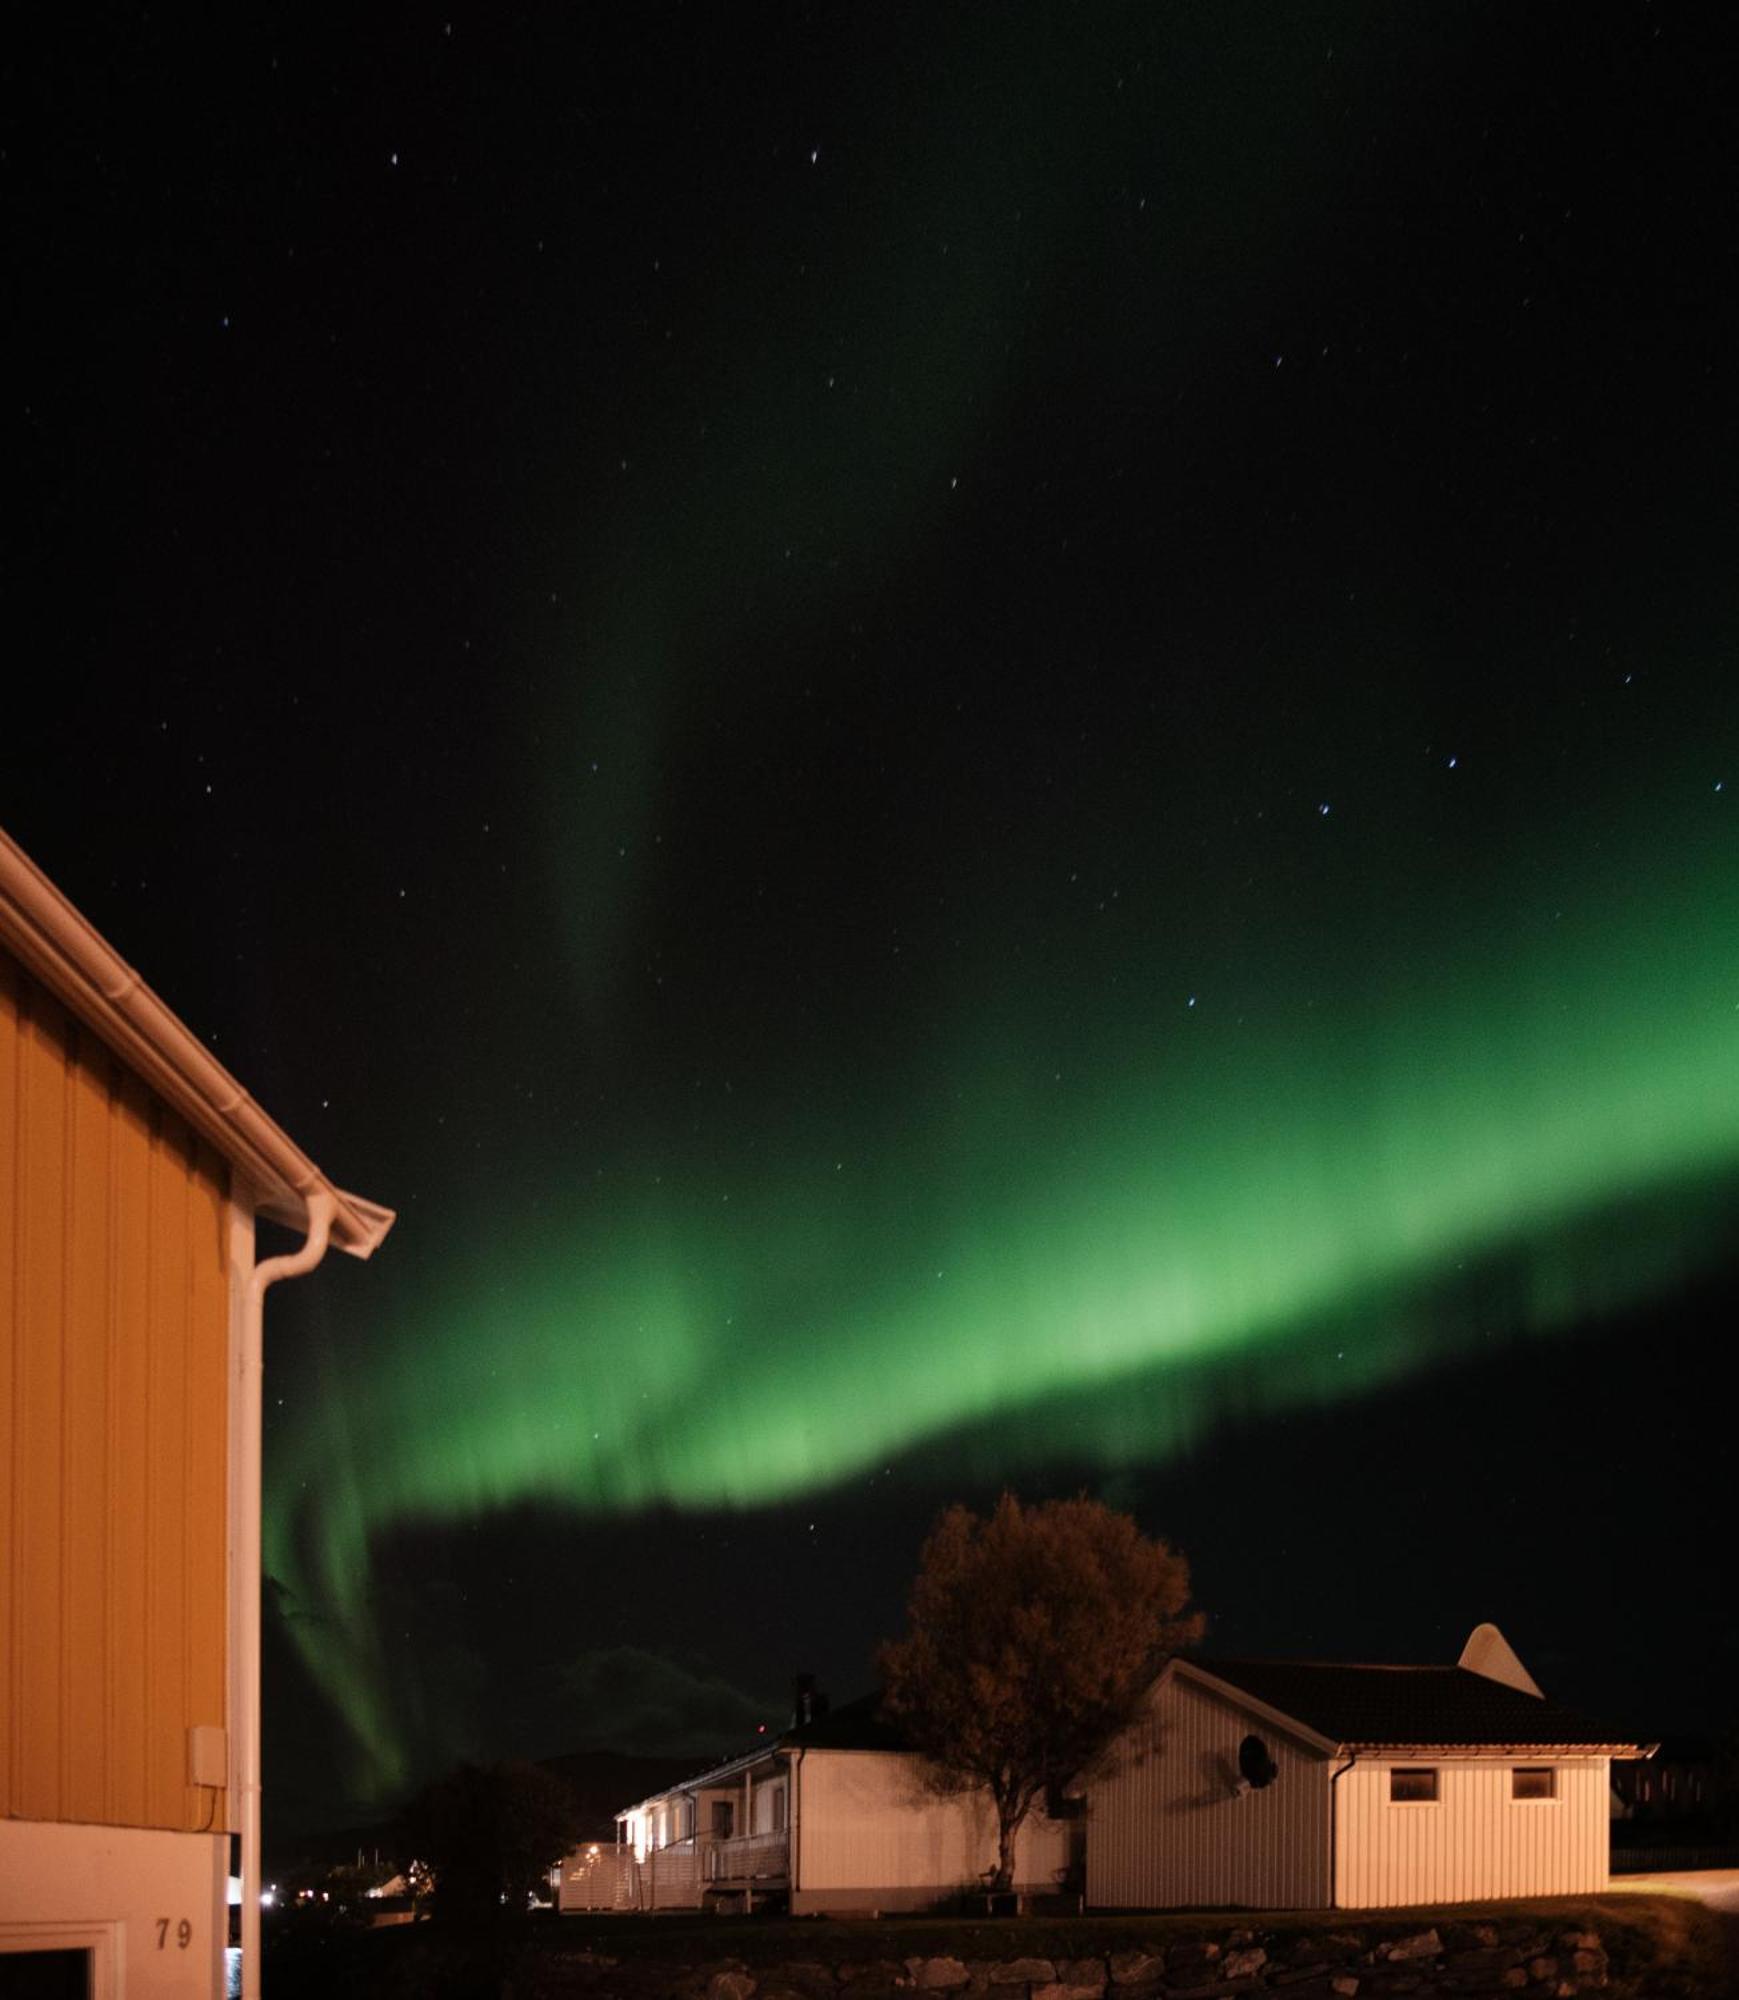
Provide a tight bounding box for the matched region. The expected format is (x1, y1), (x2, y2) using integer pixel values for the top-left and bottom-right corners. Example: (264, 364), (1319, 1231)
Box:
(559, 1693), (1075, 1916)
(1085, 1623), (1651, 1911)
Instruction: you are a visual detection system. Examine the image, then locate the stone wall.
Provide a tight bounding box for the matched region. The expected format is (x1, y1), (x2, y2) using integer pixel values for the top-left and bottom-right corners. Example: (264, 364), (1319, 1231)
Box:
(527, 1915), (1620, 2000)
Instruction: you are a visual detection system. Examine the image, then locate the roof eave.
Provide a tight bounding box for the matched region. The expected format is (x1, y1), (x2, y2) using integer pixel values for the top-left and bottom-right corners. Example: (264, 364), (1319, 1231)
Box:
(614, 1741), (790, 1815)
(0, 827), (393, 1258)
(1337, 1742), (1650, 1758)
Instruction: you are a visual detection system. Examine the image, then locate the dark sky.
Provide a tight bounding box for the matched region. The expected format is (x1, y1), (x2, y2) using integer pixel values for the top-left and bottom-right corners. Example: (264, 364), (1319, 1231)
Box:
(6, 5), (1735, 1836)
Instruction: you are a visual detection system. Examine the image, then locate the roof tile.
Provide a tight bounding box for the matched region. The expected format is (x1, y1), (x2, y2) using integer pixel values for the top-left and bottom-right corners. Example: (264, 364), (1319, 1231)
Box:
(1192, 1658), (1638, 1749)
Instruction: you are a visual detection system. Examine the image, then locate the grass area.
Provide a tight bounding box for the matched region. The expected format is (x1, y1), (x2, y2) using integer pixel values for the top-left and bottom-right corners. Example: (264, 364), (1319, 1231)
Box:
(264, 1889), (1732, 1998)
(1583, 1889), (1733, 1997)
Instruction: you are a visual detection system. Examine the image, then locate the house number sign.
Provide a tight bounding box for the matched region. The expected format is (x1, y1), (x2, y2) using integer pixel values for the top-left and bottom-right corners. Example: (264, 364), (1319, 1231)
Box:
(156, 1918), (193, 1949)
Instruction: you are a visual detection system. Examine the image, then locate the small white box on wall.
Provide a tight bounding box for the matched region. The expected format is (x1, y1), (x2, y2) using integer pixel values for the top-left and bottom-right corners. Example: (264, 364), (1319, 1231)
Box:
(187, 1726), (228, 1790)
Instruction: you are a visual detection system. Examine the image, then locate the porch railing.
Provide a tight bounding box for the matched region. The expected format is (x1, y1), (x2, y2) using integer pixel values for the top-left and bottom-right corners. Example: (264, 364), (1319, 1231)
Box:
(702, 1830), (790, 1883)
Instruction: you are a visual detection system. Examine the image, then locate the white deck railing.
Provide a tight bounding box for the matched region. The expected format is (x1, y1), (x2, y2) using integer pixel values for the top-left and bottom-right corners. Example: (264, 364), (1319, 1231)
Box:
(702, 1830), (790, 1882)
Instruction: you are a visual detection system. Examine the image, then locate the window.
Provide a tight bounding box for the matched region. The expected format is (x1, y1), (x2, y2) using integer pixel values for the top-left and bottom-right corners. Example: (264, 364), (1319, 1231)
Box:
(0, 1934), (114, 2000)
(1389, 1767), (1439, 1803)
(1512, 1766), (1556, 1800)
(0, 1951), (91, 2000)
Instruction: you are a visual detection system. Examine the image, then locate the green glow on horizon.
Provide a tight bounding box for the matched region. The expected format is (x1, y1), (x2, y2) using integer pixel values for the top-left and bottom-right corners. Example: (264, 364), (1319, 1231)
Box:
(267, 786), (1739, 1798)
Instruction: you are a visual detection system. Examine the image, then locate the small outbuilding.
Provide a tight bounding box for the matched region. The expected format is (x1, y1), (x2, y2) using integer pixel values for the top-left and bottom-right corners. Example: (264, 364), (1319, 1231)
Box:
(1085, 1623), (1650, 1910)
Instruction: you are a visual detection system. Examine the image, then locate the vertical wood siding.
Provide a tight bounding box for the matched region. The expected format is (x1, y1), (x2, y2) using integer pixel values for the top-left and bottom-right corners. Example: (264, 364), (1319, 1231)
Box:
(1334, 1757), (1609, 1906)
(1, 947), (232, 1834)
(1087, 1673), (1330, 1909)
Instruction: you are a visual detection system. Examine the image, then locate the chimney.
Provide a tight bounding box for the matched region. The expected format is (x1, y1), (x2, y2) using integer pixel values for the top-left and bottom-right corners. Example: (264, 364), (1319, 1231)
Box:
(792, 1673), (829, 1728)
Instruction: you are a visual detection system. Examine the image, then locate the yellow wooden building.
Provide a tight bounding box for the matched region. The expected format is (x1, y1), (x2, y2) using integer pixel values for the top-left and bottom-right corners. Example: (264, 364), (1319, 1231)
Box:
(0, 829), (391, 1998)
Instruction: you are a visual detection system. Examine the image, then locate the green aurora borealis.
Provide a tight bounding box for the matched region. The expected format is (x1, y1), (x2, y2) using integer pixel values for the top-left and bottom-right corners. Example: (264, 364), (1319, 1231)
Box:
(266, 776), (1739, 1795)
(18, 0), (1727, 1812)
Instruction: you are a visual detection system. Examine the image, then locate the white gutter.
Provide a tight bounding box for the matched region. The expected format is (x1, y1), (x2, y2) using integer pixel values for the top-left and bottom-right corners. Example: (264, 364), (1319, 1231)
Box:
(238, 1191), (338, 2000)
(1337, 1741), (1651, 1756)
(0, 828), (392, 1258)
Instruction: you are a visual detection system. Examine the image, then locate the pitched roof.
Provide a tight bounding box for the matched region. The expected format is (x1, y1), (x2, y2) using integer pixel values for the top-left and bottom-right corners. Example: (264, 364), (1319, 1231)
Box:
(784, 1692), (907, 1752)
(0, 827), (391, 1257)
(613, 1694), (913, 1814)
(1191, 1657), (1643, 1752)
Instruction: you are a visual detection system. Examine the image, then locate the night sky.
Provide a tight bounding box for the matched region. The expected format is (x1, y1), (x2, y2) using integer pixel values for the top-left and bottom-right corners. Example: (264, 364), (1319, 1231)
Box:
(7, 6), (1736, 1837)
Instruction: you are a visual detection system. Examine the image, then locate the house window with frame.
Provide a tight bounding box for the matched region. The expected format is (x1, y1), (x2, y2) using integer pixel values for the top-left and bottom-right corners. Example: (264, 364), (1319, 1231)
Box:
(1512, 1766), (1556, 1800)
(1389, 1767), (1439, 1803)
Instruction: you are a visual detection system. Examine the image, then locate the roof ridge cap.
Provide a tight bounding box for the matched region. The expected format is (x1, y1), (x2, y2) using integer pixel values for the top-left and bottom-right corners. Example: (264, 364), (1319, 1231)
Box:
(1199, 1655), (1457, 1673)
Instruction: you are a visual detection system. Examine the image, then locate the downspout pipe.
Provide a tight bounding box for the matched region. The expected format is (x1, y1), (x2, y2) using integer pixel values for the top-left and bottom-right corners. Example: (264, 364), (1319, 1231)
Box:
(789, 1746), (805, 1915)
(238, 1190), (337, 2000)
(1328, 1751), (1357, 1908)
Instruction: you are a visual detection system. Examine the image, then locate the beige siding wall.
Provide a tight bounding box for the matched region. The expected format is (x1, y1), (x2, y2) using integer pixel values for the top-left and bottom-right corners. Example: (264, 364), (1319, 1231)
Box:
(1087, 1672), (1330, 1909)
(1335, 1758), (1609, 1907)
(1, 947), (233, 1835)
(799, 1751), (1069, 1900)
(752, 1772), (786, 1835)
